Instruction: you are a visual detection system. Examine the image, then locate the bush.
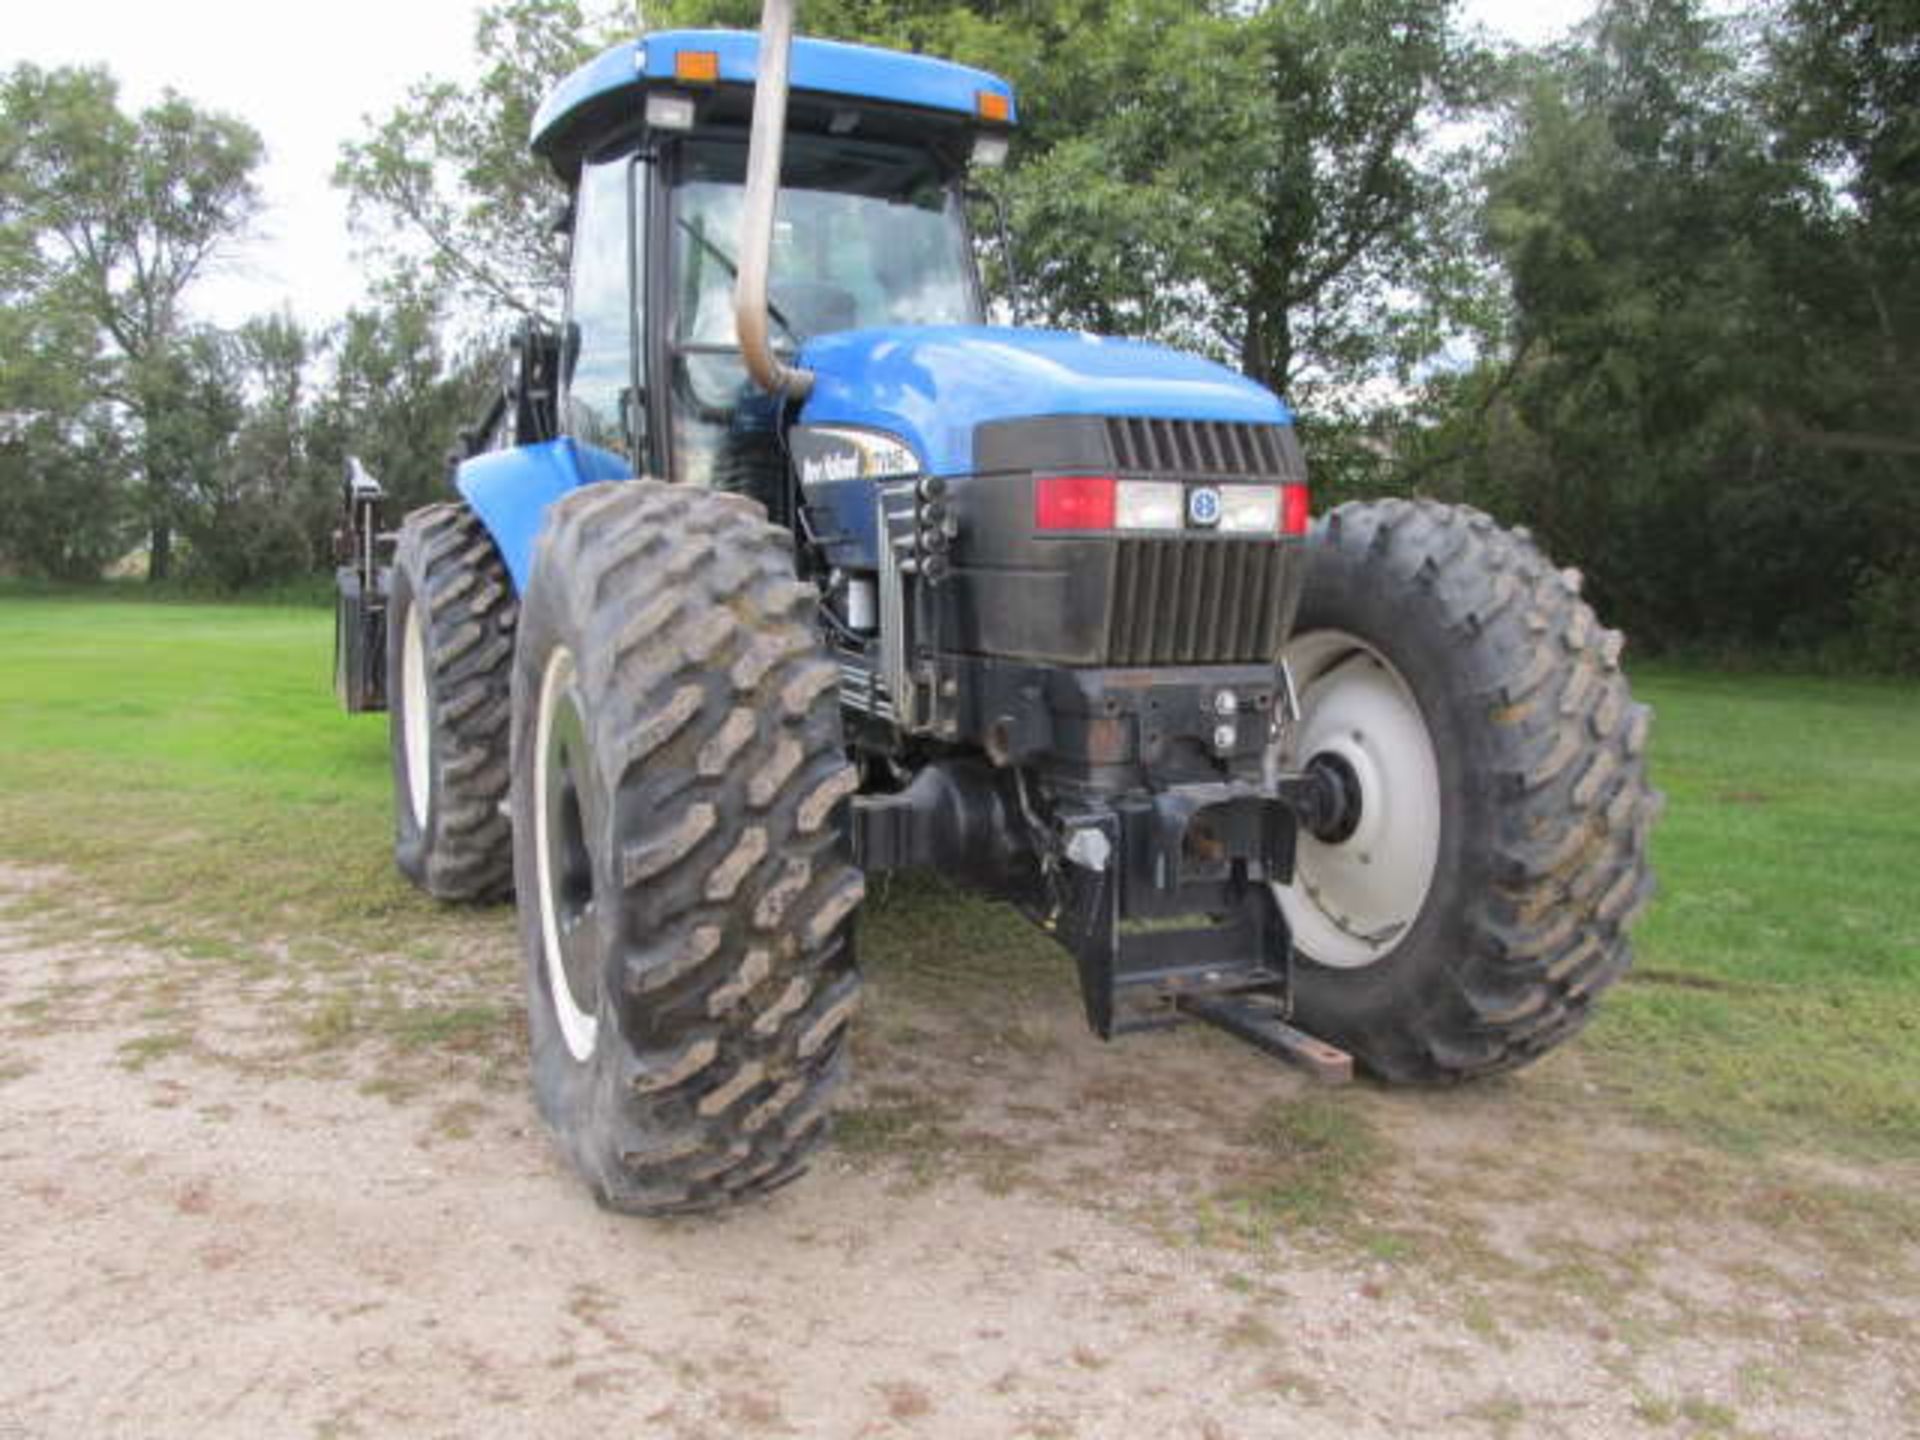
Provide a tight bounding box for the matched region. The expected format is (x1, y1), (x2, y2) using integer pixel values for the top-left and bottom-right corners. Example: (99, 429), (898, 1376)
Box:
(1853, 558), (1920, 676)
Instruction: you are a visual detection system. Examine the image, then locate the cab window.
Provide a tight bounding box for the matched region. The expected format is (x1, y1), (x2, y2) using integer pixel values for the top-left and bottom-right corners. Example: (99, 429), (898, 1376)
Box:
(668, 138), (979, 500)
(562, 155), (642, 459)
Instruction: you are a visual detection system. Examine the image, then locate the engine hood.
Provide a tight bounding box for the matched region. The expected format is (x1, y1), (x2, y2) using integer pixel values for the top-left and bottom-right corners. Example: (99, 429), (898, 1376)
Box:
(796, 326), (1292, 477)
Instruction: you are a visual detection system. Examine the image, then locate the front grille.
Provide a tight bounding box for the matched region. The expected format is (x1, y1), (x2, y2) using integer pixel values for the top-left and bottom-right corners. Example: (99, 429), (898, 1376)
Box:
(1107, 418), (1301, 478)
(1109, 540), (1290, 665)
(1102, 419), (1302, 664)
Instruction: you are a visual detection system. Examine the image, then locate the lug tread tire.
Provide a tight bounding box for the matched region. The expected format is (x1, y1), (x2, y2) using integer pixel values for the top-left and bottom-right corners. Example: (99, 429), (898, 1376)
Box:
(1289, 499), (1659, 1084)
(390, 503), (516, 901)
(514, 481), (862, 1216)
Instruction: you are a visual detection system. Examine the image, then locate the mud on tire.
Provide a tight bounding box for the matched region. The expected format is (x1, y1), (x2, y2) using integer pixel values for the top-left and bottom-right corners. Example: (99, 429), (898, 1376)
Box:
(1279, 499), (1660, 1083)
(389, 503), (516, 901)
(512, 480), (863, 1215)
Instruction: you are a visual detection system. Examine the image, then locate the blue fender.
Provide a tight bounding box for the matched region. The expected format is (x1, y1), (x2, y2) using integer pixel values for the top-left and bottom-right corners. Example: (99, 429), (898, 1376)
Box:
(455, 438), (632, 592)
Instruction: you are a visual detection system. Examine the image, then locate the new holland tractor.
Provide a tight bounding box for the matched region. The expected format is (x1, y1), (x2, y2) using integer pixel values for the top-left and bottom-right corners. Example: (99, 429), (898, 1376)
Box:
(334, 1), (1657, 1215)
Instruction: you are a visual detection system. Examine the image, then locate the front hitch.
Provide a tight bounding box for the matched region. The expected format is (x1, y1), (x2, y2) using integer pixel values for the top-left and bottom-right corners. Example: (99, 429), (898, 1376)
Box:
(1043, 777), (1356, 1082)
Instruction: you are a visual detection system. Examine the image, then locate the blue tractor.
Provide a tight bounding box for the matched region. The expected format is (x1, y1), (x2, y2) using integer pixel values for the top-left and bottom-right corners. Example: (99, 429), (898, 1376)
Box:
(335, 2), (1657, 1214)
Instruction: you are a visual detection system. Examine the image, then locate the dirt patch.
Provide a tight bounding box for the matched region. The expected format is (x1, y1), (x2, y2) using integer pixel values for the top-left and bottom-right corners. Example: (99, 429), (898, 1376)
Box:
(2, 867), (1915, 1439)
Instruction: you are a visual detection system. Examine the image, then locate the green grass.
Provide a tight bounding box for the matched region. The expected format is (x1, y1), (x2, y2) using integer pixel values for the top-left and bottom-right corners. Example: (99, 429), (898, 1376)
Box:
(0, 593), (518, 1095)
(0, 593), (1916, 1162)
(1199, 1094), (1387, 1242)
(0, 594), (475, 953)
(1588, 665), (1920, 1157)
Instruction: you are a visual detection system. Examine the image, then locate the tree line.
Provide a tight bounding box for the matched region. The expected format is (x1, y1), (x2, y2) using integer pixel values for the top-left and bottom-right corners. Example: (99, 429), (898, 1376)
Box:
(3, 0), (1914, 669)
(0, 67), (487, 588)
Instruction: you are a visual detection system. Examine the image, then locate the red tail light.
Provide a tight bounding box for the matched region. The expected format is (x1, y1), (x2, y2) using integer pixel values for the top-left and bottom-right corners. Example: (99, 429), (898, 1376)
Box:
(1035, 474), (1116, 531)
(1282, 483), (1310, 537)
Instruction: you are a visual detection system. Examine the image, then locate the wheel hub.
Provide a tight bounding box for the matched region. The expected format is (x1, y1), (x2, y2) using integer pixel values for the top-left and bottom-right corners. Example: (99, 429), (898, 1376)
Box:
(534, 646), (601, 1061)
(1274, 631), (1443, 970)
(1298, 750), (1363, 845)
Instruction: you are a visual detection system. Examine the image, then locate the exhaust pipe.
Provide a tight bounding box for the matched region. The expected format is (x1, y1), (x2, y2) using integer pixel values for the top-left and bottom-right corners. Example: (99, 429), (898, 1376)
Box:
(735, 0), (814, 399)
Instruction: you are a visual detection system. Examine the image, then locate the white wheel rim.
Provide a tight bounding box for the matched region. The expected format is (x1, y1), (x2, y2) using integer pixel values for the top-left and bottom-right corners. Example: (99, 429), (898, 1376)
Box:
(534, 645), (599, 1062)
(1274, 630), (1443, 970)
(401, 601), (432, 829)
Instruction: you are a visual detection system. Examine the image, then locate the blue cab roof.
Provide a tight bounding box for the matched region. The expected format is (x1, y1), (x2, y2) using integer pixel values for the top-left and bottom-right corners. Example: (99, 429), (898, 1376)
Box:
(531, 29), (1017, 157)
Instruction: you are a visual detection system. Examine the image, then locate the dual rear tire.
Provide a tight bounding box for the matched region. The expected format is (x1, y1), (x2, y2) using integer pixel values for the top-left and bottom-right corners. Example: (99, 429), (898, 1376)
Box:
(387, 505), (516, 901)
(509, 482), (865, 1212)
(389, 483), (863, 1214)
(1277, 500), (1659, 1082)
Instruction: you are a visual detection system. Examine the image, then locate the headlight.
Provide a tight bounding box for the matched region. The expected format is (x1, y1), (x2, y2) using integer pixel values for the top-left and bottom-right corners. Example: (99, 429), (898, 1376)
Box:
(1218, 486), (1281, 534)
(1115, 480), (1184, 531)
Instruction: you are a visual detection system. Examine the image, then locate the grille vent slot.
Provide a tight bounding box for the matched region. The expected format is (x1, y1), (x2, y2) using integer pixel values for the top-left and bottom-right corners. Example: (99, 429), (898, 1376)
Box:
(1110, 540), (1289, 665)
(1106, 418), (1297, 478)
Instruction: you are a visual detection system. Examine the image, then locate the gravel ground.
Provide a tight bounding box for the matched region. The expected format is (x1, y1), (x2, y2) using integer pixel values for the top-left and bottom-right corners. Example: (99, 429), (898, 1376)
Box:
(2, 866), (1915, 1439)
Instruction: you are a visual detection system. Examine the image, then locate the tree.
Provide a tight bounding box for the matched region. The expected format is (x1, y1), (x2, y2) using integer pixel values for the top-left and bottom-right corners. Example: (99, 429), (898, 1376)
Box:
(653, 0), (1494, 493)
(0, 303), (130, 581)
(0, 141), (128, 579)
(1444, 0), (1918, 664)
(1764, 0), (1920, 668)
(1, 63), (262, 580)
(176, 313), (323, 590)
(336, 1), (631, 319)
(304, 284), (493, 528)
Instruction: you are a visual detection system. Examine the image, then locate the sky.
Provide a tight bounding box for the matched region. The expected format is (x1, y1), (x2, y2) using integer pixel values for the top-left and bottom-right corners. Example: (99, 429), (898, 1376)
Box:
(7, 0), (1597, 331)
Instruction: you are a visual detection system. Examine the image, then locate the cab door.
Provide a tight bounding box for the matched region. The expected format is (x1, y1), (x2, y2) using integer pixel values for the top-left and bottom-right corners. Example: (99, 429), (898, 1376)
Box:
(561, 150), (654, 476)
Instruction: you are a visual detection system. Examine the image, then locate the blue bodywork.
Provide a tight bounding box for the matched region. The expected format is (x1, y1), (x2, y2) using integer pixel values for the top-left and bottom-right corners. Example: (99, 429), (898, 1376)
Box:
(800, 327), (1291, 478)
(532, 30), (1017, 158)
(797, 328), (1292, 567)
(464, 328), (1293, 590)
(470, 32), (1294, 594)
(457, 439), (631, 593)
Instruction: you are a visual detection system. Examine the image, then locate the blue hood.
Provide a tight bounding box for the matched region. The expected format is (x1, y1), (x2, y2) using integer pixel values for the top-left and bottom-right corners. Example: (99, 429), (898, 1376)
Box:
(796, 327), (1292, 477)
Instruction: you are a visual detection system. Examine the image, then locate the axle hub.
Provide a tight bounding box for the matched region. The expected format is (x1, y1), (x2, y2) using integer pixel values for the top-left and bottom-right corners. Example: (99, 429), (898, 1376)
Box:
(1295, 751), (1364, 844)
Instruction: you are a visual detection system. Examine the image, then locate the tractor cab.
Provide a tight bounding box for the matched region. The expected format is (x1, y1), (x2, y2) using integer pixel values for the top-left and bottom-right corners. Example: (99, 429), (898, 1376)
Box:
(485, 26), (1311, 734)
(528, 31), (1006, 515)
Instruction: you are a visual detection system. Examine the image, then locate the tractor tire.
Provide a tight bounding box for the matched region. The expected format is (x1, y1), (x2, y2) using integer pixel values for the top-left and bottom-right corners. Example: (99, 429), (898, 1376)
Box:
(388, 503), (517, 901)
(1275, 499), (1659, 1083)
(511, 480), (864, 1215)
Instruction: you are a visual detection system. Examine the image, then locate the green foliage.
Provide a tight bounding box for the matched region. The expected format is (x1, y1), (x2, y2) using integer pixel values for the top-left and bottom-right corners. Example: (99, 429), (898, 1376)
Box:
(171, 286), (492, 590)
(2, 53), (486, 592)
(172, 316), (325, 590)
(1851, 557), (1920, 675)
(0, 271), (129, 579)
(306, 284), (493, 525)
(335, 1), (632, 315)
(0, 61), (263, 581)
(1429, 0), (1920, 668)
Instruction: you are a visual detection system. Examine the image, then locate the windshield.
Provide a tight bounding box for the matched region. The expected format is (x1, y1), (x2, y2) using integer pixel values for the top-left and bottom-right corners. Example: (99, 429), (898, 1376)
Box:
(667, 136), (980, 498)
(674, 137), (981, 348)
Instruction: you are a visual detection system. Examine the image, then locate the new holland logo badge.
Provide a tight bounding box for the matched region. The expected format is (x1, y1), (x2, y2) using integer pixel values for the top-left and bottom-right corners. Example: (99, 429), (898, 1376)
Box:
(1188, 486), (1223, 528)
